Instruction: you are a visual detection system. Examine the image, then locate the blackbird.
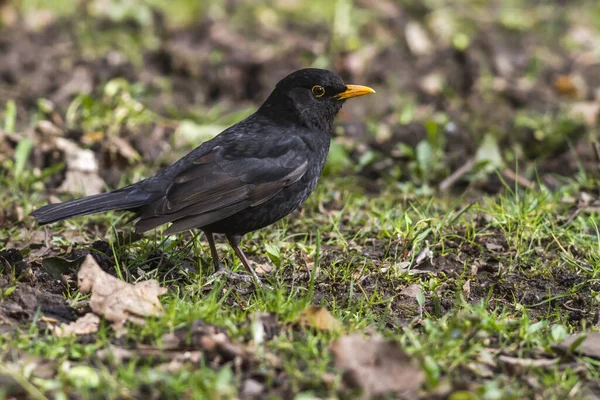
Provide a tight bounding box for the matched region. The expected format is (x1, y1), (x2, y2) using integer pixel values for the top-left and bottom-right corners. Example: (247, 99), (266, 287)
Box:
(31, 68), (375, 285)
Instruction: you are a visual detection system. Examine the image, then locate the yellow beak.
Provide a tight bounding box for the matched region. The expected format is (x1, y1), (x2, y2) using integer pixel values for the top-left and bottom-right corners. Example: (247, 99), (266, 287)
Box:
(335, 84), (376, 100)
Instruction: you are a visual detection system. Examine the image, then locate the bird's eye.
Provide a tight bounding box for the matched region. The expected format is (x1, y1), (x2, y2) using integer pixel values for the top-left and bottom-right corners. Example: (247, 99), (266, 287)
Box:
(311, 85), (325, 97)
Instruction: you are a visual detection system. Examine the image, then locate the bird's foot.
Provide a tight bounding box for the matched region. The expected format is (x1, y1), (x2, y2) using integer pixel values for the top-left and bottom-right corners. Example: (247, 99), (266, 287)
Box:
(209, 266), (254, 283)
(207, 266), (272, 290)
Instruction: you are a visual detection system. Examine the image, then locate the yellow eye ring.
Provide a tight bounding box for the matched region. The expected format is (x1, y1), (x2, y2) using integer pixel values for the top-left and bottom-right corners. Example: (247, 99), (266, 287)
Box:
(311, 85), (325, 97)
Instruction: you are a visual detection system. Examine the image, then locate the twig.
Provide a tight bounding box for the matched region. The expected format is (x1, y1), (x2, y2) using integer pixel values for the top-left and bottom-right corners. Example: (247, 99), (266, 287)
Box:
(498, 355), (559, 368)
(502, 168), (535, 189)
(439, 157), (476, 191)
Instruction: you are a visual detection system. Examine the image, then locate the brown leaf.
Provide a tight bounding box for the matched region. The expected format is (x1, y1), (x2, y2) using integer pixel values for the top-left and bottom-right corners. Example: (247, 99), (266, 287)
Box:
(462, 280), (471, 298)
(555, 332), (600, 359)
(96, 320), (253, 371)
(160, 320), (249, 366)
(52, 312), (100, 337)
(58, 170), (105, 196)
(106, 134), (140, 163)
(295, 306), (342, 332)
(399, 284), (422, 299)
(331, 335), (424, 399)
(405, 22), (434, 56)
(254, 262), (273, 275)
(485, 242), (503, 251)
(96, 345), (133, 364)
(77, 255), (167, 330)
(157, 351), (203, 373)
(240, 378), (265, 398)
(554, 74), (585, 98)
(568, 102), (600, 127)
(54, 137), (105, 196)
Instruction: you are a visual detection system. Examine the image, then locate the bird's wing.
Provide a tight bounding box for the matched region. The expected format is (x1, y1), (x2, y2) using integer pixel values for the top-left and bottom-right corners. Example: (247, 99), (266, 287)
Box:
(134, 134), (309, 234)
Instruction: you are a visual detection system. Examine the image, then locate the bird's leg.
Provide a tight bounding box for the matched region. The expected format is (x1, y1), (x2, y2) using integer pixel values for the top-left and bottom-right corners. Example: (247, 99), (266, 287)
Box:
(205, 231), (222, 272)
(226, 234), (264, 287)
(205, 231), (253, 283)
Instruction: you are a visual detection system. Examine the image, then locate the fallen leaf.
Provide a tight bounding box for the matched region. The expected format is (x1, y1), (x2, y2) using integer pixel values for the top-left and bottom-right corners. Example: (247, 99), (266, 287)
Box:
(240, 378), (265, 398)
(52, 313), (100, 337)
(331, 335), (424, 398)
(554, 74), (586, 98)
(77, 255), (167, 330)
(555, 332), (600, 359)
(161, 320), (249, 365)
(420, 72), (444, 96)
(157, 351), (203, 373)
(55, 137), (105, 196)
(415, 246), (432, 265)
(95, 345), (133, 364)
(106, 134), (140, 163)
(295, 306), (342, 332)
(471, 259), (484, 275)
(399, 284), (422, 299)
(253, 262), (273, 275)
(568, 102), (600, 127)
(34, 120), (63, 137)
(97, 320), (253, 371)
(485, 242), (503, 251)
(405, 21), (434, 56)
(462, 280), (471, 298)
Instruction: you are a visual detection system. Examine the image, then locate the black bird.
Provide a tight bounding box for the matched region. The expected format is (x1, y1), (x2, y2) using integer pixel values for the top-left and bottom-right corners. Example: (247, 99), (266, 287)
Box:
(31, 68), (375, 284)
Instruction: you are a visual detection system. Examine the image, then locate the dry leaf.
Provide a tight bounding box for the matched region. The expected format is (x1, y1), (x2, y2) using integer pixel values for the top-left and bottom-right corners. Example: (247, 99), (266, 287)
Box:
(160, 320), (253, 370)
(52, 313), (100, 337)
(420, 72), (444, 96)
(485, 242), (503, 251)
(254, 262), (273, 275)
(240, 379), (265, 398)
(106, 134), (140, 163)
(157, 351), (202, 373)
(55, 137), (105, 196)
(331, 334), (424, 399)
(96, 320), (253, 371)
(462, 280), (471, 298)
(568, 102), (600, 126)
(553, 74), (586, 98)
(77, 255), (167, 330)
(555, 332), (600, 359)
(399, 284), (422, 299)
(58, 170), (105, 196)
(295, 306), (342, 332)
(405, 21), (434, 56)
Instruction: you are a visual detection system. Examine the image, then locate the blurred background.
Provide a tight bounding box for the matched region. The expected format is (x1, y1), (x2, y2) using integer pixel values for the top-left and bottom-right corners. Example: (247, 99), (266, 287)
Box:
(0, 0), (599, 210)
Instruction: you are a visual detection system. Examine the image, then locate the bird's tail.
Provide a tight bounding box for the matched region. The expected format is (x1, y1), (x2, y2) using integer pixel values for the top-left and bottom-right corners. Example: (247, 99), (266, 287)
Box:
(30, 186), (152, 225)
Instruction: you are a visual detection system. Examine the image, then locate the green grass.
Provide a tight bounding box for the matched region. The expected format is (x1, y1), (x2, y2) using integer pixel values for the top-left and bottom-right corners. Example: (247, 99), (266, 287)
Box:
(2, 172), (599, 398)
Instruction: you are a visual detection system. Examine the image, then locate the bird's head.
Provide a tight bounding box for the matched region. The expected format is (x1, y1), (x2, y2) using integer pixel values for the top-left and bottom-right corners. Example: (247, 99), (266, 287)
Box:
(258, 68), (375, 132)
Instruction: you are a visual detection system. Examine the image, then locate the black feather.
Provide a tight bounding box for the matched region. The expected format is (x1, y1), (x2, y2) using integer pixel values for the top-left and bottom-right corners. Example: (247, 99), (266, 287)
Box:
(30, 187), (153, 225)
